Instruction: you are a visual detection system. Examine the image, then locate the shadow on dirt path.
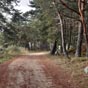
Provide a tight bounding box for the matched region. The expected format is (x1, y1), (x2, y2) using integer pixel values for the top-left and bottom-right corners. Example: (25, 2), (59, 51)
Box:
(0, 52), (78, 88)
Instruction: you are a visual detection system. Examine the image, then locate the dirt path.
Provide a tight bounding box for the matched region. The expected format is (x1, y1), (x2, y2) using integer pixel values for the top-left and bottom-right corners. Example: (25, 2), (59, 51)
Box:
(0, 53), (77, 88)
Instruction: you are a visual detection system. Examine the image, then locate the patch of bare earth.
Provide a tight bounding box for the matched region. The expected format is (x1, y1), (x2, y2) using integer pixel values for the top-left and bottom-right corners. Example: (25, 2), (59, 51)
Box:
(0, 55), (77, 88)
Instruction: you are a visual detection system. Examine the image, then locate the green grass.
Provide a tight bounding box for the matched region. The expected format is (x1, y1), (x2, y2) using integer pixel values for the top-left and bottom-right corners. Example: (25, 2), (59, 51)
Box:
(0, 55), (12, 64)
(0, 46), (30, 64)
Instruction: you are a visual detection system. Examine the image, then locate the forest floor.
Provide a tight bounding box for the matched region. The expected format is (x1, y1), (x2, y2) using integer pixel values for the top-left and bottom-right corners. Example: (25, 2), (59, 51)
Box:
(0, 52), (87, 88)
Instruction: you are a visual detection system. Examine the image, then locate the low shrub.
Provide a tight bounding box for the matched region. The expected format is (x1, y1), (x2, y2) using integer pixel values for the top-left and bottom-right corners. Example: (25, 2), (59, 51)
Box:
(0, 45), (29, 64)
(4, 45), (29, 56)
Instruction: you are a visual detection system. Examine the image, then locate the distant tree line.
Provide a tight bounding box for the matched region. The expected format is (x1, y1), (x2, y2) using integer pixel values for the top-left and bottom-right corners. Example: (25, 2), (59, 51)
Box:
(0, 0), (88, 58)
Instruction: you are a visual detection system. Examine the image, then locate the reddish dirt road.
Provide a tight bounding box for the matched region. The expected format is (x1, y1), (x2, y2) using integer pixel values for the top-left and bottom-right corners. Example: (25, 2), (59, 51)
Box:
(0, 54), (78, 88)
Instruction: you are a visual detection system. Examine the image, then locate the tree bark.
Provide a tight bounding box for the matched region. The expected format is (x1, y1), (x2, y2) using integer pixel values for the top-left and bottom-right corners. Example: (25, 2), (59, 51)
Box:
(51, 39), (57, 55)
(67, 24), (72, 50)
(75, 21), (83, 57)
(60, 18), (68, 57)
(78, 0), (88, 57)
(53, 0), (68, 58)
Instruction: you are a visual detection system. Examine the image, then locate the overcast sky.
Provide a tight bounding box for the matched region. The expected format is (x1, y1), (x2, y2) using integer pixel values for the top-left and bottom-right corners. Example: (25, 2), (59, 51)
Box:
(15, 0), (33, 13)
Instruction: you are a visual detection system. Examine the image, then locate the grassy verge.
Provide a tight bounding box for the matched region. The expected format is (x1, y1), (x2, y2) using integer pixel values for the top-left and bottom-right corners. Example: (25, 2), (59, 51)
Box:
(0, 46), (30, 64)
(0, 55), (13, 64)
(49, 55), (88, 88)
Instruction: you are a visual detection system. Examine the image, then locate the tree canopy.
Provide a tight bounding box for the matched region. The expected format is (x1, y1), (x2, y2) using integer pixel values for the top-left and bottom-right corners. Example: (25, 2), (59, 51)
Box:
(0, 0), (88, 57)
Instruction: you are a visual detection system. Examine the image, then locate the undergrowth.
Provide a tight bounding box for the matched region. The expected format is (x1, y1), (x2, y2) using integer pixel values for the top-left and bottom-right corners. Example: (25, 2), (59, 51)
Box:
(49, 55), (88, 88)
(0, 45), (29, 64)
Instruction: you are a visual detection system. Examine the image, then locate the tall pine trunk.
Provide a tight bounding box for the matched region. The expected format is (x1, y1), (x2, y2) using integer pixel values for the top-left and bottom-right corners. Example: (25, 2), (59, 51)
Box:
(51, 39), (57, 55)
(78, 0), (88, 57)
(53, 0), (68, 57)
(60, 18), (68, 57)
(75, 21), (83, 57)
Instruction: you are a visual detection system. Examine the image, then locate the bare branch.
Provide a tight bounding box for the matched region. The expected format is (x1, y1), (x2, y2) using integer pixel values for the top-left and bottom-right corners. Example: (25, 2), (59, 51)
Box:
(59, 0), (80, 15)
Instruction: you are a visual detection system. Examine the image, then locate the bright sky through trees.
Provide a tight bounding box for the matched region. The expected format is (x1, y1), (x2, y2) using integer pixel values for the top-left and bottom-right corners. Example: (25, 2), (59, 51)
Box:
(15, 0), (32, 13)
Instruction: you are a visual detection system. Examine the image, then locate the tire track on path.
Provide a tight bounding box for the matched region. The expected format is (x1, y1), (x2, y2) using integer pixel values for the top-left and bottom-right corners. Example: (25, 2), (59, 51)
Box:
(0, 54), (78, 88)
